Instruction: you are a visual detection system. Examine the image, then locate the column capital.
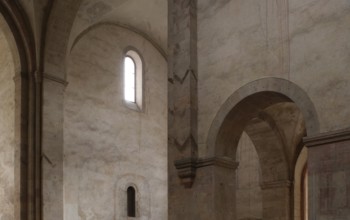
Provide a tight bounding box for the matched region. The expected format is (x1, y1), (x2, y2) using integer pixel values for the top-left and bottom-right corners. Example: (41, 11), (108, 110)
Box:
(174, 157), (196, 188)
(196, 156), (238, 170)
(174, 156), (238, 188)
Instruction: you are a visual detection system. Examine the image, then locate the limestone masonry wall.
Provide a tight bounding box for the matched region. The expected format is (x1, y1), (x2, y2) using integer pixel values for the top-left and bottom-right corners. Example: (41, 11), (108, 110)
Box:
(64, 25), (167, 219)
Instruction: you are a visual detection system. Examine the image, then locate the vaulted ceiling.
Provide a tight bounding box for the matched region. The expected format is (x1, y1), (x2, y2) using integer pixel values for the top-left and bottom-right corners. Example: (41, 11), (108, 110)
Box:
(69, 0), (167, 52)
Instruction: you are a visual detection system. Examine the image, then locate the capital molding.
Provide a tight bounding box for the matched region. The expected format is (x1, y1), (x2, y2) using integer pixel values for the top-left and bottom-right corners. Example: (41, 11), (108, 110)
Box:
(174, 156), (238, 188)
(196, 156), (238, 169)
(303, 127), (350, 148)
(174, 157), (196, 188)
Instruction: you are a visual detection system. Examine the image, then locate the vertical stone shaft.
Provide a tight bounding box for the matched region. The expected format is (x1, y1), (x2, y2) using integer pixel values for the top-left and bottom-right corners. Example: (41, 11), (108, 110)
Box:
(169, 0), (197, 158)
(168, 0), (198, 187)
(168, 0), (198, 218)
(41, 76), (65, 220)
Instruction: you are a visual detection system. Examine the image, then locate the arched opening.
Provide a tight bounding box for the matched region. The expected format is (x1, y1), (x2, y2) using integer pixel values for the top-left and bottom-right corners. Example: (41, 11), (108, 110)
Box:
(207, 78), (319, 220)
(127, 186), (136, 217)
(124, 49), (143, 111)
(233, 101), (305, 220)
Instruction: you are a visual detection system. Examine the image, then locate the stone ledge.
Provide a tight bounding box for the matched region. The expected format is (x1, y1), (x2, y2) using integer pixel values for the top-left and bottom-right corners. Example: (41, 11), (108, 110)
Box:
(303, 127), (350, 148)
(196, 157), (238, 169)
(174, 158), (196, 188)
(174, 156), (238, 188)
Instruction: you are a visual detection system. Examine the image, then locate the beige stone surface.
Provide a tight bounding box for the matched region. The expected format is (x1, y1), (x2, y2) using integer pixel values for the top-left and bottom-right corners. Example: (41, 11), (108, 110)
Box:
(64, 24), (167, 219)
(289, 0), (350, 132)
(3, 0), (350, 219)
(70, 0), (167, 52)
(197, 0), (350, 157)
(0, 28), (15, 220)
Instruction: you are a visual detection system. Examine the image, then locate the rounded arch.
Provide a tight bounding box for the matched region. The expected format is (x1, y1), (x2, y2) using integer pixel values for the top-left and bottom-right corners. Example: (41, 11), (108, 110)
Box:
(0, 1), (36, 74)
(71, 22), (167, 61)
(0, 1), (39, 219)
(115, 174), (150, 219)
(207, 77), (320, 158)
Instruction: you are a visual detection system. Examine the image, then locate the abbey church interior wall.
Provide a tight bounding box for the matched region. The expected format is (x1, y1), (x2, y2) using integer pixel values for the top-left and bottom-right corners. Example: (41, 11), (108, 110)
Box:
(63, 25), (167, 219)
(197, 0), (350, 157)
(1, 0), (350, 219)
(192, 1), (350, 219)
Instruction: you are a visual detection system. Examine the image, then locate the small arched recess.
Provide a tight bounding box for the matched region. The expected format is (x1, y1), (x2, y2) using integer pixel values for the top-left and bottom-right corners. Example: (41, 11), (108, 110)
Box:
(115, 174), (150, 219)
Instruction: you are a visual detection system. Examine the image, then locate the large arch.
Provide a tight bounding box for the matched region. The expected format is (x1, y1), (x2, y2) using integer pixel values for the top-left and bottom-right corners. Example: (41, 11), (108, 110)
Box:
(207, 77), (320, 158)
(0, 1), (40, 219)
(204, 77), (319, 220)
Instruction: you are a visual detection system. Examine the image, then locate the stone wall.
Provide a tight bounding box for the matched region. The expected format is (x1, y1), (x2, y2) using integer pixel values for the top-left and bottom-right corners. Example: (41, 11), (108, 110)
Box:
(64, 24), (167, 219)
(305, 130), (350, 220)
(197, 0), (350, 157)
(0, 28), (15, 219)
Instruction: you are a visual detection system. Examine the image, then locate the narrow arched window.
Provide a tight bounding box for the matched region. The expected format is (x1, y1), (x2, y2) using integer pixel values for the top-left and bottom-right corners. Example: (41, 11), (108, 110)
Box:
(127, 186), (136, 217)
(124, 49), (143, 110)
(124, 56), (136, 102)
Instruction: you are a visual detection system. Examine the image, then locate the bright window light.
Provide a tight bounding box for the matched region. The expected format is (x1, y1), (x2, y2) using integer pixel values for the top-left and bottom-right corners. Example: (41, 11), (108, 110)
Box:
(124, 56), (136, 102)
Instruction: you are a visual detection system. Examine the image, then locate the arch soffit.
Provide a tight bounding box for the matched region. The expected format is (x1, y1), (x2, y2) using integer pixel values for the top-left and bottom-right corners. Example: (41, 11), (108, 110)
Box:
(245, 117), (290, 182)
(207, 77), (320, 158)
(70, 22), (167, 62)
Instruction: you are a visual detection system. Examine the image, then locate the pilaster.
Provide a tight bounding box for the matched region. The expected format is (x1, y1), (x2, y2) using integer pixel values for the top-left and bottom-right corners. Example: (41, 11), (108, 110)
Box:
(168, 0), (199, 217)
(41, 73), (67, 220)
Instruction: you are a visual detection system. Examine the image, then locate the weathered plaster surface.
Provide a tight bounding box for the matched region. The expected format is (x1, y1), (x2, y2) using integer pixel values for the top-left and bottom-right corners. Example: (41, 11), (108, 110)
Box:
(197, 0), (350, 156)
(0, 29), (15, 220)
(64, 25), (167, 219)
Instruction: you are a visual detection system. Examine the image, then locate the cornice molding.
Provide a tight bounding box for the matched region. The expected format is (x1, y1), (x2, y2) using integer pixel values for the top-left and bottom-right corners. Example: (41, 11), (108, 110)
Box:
(174, 156), (238, 188)
(303, 128), (350, 148)
(196, 157), (238, 169)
